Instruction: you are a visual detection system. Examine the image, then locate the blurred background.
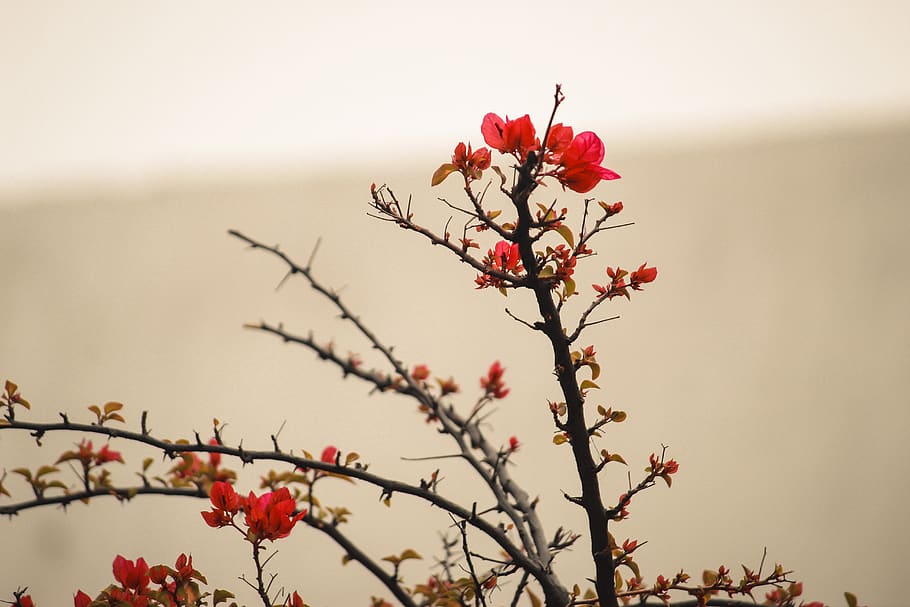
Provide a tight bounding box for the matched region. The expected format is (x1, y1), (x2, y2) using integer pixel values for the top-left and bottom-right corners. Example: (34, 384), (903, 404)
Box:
(2, 2), (909, 606)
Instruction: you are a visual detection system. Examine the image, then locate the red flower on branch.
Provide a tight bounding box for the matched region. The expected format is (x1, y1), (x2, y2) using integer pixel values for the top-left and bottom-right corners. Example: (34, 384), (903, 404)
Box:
(242, 486), (307, 542)
(112, 555), (150, 592)
(480, 361), (510, 399)
(552, 131), (620, 193)
(481, 113), (538, 161)
(201, 480), (241, 528)
(475, 240), (524, 290)
(73, 590), (91, 607)
(321, 445), (339, 464)
(432, 142), (492, 186)
(630, 263), (658, 289)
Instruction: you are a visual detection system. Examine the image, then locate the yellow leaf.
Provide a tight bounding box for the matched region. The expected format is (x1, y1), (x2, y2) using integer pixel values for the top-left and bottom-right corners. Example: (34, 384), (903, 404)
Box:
(579, 380), (600, 391)
(431, 163), (458, 186)
(103, 401), (124, 414)
(552, 434), (568, 445)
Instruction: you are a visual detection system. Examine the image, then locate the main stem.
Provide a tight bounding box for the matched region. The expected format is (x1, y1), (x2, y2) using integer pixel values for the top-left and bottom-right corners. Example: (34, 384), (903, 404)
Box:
(513, 159), (618, 607)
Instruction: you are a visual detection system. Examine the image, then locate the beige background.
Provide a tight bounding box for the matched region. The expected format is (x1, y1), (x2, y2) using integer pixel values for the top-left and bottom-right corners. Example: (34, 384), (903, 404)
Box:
(2, 3), (909, 607)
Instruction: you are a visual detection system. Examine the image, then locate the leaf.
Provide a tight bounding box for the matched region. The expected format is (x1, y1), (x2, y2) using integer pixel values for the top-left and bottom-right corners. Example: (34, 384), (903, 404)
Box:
(845, 592), (858, 607)
(88, 405), (101, 418)
(4, 380), (16, 394)
(213, 589), (235, 606)
(12, 468), (32, 480)
(398, 548), (422, 561)
(610, 410), (627, 423)
(579, 380), (600, 391)
(107, 413), (125, 423)
(563, 277), (576, 298)
(703, 570), (718, 585)
(589, 362), (601, 381)
(431, 163), (458, 186)
(609, 453), (627, 465)
(344, 452), (360, 465)
(103, 401), (123, 414)
(596, 404), (608, 417)
(552, 434), (568, 445)
(36, 465), (58, 477)
(342, 554), (353, 565)
(526, 588), (542, 607)
(555, 224), (575, 248)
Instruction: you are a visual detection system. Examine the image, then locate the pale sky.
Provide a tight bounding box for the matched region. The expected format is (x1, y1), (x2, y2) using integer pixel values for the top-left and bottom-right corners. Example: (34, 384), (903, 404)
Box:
(2, 1), (909, 193)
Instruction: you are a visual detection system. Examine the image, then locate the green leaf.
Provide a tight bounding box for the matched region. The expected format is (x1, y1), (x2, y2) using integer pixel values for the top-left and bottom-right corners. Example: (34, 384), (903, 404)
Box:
(589, 362), (601, 380)
(431, 163), (458, 186)
(703, 569), (718, 585)
(213, 589), (235, 606)
(610, 410), (627, 423)
(845, 592), (858, 607)
(555, 224), (575, 248)
(610, 453), (627, 465)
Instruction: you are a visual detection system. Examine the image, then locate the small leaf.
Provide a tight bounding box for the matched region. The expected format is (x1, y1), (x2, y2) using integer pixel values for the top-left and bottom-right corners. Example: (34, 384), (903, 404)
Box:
(610, 410), (627, 423)
(563, 277), (576, 298)
(213, 589), (235, 606)
(431, 163), (458, 186)
(103, 401), (123, 414)
(845, 592), (858, 607)
(555, 224), (575, 248)
(342, 554), (352, 565)
(4, 380), (17, 394)
(596, 405), (607, 417)
(399, 548), (422, 561)
(589, 363), (601, 381)
(107, 413), (125, 424)
(579, 380), (599, 391)
(552, 434), (568, 445)
(610, 453), (627, 465)
(703, 570), (718, 585)
(88, 405), (101, 418)
(526, 588), (542, 607)
(344, 452), (360, 465)
(36, 465), (59, 477)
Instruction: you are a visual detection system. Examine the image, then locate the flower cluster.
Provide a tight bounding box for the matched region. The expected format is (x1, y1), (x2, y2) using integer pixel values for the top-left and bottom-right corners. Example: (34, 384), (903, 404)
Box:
(432, 111), (619, 194)
(475, 240), (523, 290)
(168, 438), (235, 487)
(480, 361), (509, 400)
(201, 481), (307, 543)
(592, 263), (658, 299)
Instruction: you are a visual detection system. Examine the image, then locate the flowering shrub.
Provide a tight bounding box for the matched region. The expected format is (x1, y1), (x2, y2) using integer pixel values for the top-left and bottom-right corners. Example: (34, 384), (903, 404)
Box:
(1, 86), (860, 607)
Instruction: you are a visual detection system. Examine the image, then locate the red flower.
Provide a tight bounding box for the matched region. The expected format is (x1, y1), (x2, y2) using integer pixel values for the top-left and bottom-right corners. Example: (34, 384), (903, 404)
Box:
(630, 263), (657, 289)
(321, 445), (338, 464)
(73, 591), (92, 607)
(508, 436), (520, 452)
(663, 459), (679, 475)
(544, 123), (574, 162)
(242, 486), (307, 542)
(15, 596), (34, 607)
(475, 240), (524, 290)
(411, 364), (430, 381)
(480, 361), (510, 399)
(208, 437), (221, 468)
(112, 555), (150, 591)
(481, 113), (538, 161)
(201, 481), (241, 528)
(95, 444), (123, 464)
(432, 142), (492, 186)
(287, 591), (306, 607)
(553, 131), (620, 193)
